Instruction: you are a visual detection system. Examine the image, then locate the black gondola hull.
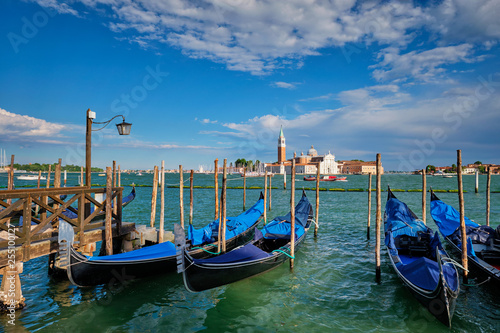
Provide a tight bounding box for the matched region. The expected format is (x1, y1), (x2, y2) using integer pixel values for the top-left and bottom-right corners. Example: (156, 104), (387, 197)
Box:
(68, 219), (259, 287)
(444, 236), (500, 288)
(183, 226), (310, 292)
(387, 248), (457, 327)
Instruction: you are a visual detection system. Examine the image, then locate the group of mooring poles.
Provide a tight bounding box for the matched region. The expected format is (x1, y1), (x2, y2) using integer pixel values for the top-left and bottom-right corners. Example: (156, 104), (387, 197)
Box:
(370, 149), (493, 284)
(149, 157), (321, 269)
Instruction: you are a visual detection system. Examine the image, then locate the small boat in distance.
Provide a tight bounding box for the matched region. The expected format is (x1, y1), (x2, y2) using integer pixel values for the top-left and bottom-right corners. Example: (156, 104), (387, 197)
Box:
(98, 173), (106, 176)
(136, 172), (143, 176)
(17, 175), (46, 181)
(240, 171), (265, 177)
(384, 188), (459, 327)
(303, 175), (346, 181)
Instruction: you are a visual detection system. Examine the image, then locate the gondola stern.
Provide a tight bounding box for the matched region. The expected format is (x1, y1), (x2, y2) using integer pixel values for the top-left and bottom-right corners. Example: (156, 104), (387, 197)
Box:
(430, 188), (440, 202)
(387, 186), (397, 201)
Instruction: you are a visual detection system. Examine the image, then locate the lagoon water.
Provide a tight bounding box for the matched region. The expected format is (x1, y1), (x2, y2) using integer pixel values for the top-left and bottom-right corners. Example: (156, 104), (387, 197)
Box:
(1, 173), (499, 332)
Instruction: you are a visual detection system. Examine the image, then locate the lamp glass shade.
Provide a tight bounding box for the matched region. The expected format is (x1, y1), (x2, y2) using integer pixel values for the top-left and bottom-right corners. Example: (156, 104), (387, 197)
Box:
(116, 121), (132, 135)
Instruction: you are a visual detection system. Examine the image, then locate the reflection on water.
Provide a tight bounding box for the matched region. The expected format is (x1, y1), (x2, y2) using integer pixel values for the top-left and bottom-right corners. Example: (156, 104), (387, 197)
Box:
(1, 174), (498, 332)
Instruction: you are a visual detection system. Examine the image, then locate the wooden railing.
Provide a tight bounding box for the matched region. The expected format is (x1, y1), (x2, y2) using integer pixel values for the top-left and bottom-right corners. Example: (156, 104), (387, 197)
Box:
(0, 186), (123, 261)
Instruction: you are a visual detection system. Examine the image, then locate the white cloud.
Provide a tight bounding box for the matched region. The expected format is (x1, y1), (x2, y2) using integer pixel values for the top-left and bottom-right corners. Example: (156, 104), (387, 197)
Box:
(0, 107), (74, 141)
(196, 118), (218, 124)
(29, 0), (500, 80)
(271, 81), (298, 89)
(31, 0), (80, 16)
(371, 44), (480, 82)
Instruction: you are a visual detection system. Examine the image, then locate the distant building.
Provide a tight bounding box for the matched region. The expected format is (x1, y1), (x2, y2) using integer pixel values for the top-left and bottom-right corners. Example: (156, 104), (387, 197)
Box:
(265, 128), (339, 175)
(338, 160), (383, 175)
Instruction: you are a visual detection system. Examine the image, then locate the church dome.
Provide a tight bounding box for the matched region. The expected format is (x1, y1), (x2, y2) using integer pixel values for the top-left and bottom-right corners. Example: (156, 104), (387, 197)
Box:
(307, 145), (318, 157)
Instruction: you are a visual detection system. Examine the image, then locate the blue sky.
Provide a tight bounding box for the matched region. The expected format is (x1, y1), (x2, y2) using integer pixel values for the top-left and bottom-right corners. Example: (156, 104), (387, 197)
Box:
(1, 0), (499, 171)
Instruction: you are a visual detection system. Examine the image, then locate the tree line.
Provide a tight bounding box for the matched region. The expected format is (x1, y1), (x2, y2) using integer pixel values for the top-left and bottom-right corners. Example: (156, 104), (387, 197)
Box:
(234, 159), (262, 172)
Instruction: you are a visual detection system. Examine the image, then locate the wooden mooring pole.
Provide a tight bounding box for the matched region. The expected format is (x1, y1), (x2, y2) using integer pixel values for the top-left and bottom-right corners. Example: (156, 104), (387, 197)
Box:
(375, 153), (382, 282)
(214, 159), (219, 221)
(46, 165), (51, 188)
(221, 159), (227, 253)
(80, 166), (84, 186)
(367, 173), (372, 240)
(179, 165), (184, 229)
(105, 166), (113, 255)
(150, 165), (158, 228)
(189, 169), (194, 225)
(486, 167), (491, 226)
(64, 170), (67, 187)
(263, 170), (268, 225)
(314, 163), (320, 238)
(37, 170), (42, 189)
(475, 170), (479, 193)
(7, 155), (14, 205)
(290, 159), (296, 270)
(243, 167), (246, 211)
(118, 165), (121, 187)
(269, 173), (272, 211)
(283, 166), (287, 190)
(159, 161), (165, 243)
(457, 150), (468, 283)
(113, 161), (117, 215)
(422, 168), (426, 224)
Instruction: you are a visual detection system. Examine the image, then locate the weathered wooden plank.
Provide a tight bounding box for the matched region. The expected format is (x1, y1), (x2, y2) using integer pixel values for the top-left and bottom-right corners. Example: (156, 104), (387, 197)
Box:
(0, 222), (135, 267)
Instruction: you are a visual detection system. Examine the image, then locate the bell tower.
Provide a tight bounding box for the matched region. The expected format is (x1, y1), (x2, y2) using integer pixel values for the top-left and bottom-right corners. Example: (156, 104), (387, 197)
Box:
(278, 125), (286, 163)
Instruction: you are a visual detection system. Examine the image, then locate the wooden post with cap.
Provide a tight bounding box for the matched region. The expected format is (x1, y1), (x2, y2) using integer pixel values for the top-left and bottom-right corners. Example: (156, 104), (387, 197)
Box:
(290, 159), (296, 269)
(214, 159), (219, 221)
(159, 161), (165, 243)
(243, 167), (246, 211)
(367, 173), (372, 240)
(150, 165), (158, 228)
(189, 169), (194, 225)
(457, 150), (468, 283)
(422, 168), (426, 224)
(221, 159), (227, 253)
(264, 170), (268, 225)
(486, 167), (491, 226)
(105, 166), (113, 255)
(375, 153), (382, 282)
(179, 165), (184, 229)
(314, 162), (320, 237)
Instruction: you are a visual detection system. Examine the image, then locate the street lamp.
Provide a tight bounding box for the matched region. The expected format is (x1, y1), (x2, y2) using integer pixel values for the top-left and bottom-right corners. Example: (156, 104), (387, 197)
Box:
(85, 108), (132, 187)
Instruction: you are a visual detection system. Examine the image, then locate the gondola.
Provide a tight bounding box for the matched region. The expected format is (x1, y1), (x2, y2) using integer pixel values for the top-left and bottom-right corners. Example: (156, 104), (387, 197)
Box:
(430, 190), (500, 288)
(177, 191), (313, 292)
(57, 194), (264, 287)
(384, 188), (459, 327)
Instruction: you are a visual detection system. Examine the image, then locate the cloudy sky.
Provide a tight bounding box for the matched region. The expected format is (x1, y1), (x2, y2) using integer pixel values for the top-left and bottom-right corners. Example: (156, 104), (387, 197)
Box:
(1, 0), (499, 170)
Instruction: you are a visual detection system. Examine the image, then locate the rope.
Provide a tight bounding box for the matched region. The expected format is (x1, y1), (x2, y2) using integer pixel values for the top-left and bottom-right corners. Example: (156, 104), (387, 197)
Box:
(272, 247), (295, 259)
(463, 277), (491, 287)
(191, 246), (221, 255)
(163, 178), (191, 186)
(442, 257), (468, 272)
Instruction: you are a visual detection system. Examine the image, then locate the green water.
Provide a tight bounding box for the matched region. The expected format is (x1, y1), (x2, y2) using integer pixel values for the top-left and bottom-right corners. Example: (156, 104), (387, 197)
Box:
(1, 173), (499, 332)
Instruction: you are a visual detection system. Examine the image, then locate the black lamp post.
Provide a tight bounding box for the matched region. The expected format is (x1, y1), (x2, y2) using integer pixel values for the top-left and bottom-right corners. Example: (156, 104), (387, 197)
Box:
(85, 108), (132, 187)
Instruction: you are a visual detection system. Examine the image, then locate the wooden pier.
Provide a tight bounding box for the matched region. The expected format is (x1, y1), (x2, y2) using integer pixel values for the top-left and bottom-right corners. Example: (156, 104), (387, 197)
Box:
(0, 185), (135, 310)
